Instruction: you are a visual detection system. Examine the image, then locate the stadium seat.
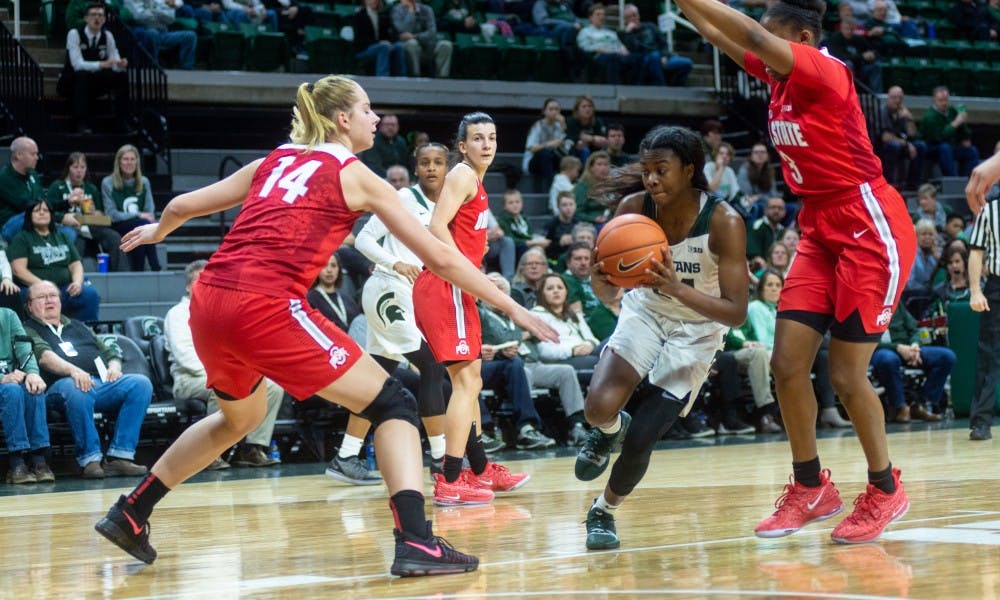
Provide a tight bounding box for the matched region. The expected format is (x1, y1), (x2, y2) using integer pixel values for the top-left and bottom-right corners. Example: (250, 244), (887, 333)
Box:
(246, 31), (290, 72)
(304, 26), (353, 74)
(206, 23), (246, 70)
(123, 315), (164, 357)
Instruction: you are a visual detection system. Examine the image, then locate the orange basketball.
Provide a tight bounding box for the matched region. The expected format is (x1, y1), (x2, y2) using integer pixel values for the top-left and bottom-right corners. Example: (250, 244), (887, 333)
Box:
(595, 213), (669, 288)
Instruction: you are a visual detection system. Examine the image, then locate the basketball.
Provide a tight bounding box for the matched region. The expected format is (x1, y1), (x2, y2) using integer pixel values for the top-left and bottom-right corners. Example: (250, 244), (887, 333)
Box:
(595, 213), (669, 288)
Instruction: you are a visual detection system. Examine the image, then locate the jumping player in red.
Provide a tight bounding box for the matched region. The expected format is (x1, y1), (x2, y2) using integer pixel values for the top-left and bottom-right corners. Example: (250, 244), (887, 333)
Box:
(92, 76), (557, 576)
(672, 0), (917, 543)
(413, 113), (530, 506)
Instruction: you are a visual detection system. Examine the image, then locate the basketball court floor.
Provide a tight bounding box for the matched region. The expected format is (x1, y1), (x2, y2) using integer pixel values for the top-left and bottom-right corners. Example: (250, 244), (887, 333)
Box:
(2, 421), (997, 599)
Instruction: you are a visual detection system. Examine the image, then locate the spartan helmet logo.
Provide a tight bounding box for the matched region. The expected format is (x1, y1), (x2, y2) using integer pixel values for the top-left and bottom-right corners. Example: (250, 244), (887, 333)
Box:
(376, 292), (405, 327)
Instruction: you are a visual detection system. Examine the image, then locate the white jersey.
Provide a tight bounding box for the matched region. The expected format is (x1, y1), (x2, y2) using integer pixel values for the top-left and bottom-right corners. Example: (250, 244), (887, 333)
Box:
(628, 192), (721, 324)
(355, 185), (434, 281)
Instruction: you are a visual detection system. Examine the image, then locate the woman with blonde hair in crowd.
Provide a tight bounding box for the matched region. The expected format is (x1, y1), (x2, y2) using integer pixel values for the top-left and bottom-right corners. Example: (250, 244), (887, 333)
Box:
(101, 144), (161, 271)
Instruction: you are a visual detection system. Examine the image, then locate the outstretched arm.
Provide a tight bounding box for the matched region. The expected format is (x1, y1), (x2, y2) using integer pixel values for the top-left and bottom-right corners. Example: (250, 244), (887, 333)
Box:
(672, 0), (793, 75)
(121, 159), (262, 251)
(341, 162), (559, 343)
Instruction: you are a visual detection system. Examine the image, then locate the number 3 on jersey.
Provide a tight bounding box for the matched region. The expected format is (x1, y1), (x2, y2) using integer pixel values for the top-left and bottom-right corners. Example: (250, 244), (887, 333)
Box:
(776, 150), (803, 185)
(259, 156), (322, 204)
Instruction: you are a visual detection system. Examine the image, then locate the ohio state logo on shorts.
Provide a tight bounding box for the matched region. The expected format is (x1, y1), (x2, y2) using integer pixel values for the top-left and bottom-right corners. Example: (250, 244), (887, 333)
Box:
(329, 345), (349, 368)
(876, 307), (893, 328)
(455, 339), (470, 356)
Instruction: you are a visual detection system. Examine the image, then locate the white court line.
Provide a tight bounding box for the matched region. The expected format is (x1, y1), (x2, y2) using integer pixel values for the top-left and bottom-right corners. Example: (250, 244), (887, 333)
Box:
(374, 590), (914, 600)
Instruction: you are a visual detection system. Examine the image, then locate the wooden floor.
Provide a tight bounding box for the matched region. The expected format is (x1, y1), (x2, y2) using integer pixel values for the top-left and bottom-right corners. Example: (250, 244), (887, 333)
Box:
(2, 425), (998, 599)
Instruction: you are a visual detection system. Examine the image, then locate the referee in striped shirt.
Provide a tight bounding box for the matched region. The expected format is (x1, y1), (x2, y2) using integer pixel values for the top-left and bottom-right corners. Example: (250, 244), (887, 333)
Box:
(966, 151), (1000, 441)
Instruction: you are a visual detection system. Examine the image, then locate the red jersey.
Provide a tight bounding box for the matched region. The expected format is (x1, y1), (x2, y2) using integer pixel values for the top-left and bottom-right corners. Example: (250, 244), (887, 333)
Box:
(199, 143), (363, 298)
(743, 44), (882, 201)
(448, 167), (490, 265)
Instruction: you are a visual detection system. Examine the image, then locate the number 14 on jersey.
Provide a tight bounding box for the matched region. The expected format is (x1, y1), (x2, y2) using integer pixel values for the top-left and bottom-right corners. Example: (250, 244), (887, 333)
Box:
(259, 156), (323, 204)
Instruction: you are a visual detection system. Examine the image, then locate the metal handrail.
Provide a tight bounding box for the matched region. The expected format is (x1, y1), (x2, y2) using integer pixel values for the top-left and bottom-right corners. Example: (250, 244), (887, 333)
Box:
(0, 22), (45, 138)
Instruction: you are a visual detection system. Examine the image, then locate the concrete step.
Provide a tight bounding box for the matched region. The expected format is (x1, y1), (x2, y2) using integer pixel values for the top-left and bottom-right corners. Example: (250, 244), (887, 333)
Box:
(24, 45), (63, 64)
(100, 301), (176, 321)
(87, 271), (186, 304)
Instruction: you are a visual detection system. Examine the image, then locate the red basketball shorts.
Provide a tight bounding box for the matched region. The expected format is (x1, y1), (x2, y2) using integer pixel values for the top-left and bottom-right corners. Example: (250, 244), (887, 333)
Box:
(189, 282), (362, 400)
(412, 270), (482, 362)
(780, 177), (917, 337)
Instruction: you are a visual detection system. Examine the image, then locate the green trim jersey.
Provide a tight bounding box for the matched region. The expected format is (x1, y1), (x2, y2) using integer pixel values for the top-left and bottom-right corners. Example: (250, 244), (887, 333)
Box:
(627, 191), (721, 324)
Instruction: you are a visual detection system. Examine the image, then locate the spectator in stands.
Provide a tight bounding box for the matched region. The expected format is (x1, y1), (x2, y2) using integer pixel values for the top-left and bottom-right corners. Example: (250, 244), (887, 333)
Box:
(386, 164), (411, 190)
(756, 241), (790, 278)
(565, 95), (607, 163)
(826, 18), (883, 92)
(573, 151), (611, 225)
(545, 191), (579, 262)
(746, 196), (785, 271)
(9, 201), (101, 322)
(989, 0), (1000, 40)
(166, 260), (283, 470)
(944, 213), (969, 243)
(779, 226), (799, 259)
(604, 123), (635, 168)
(498, 189), (550, 260)
(913, 183), (947, 231)
(864, 0), (908, 56)
(562, 241), (618, 341)
(25, 280), (150, 478)
(931, 243), (971, 314)
(353, 0), (407, 77)
(576, 4), (636, 85)
(699, 119), (722, 159)
(618, 3), (692, 86)
(919, 86), (981, 177)
(392, 0), (453, 77)
(723, 326), (782, 433)
(554, 221), (596, 271)
(844, 0), (873, 20)
(185, 0), (247, 26)
(0, 137), (44, 243)
(870, 304), (953, 421)
(47, 153), (126, 273)
(60, 3), (129, 135)
(952, 0), (990, 41)
(524, 98), (567, 193)
(0, 307), (51, 484)
(532, 273), (601, 377)
(123, 0), (197, 69)
(906, 219), (940, 293)
(481, 272), (588, 445)
(66, 0), (132, 29)
(878, 86), (925, 191)
(549, 155), (581, 214)
(736, 142), (777, 221)
(223, 0), (277, 29)
(511, 247), (550, 308)
(361, 114), (410, 178)
(704, 141), (740, 204)
(102, 144), (162, 272)
(308, 252), (366, 342)
(483, 209), (516, 281)
(436, 0), (482, 34)
(705, 351), (756, 434)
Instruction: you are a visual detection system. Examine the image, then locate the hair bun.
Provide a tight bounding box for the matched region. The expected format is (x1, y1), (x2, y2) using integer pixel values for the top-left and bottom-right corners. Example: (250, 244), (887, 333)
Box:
(779, 0), (826, 18)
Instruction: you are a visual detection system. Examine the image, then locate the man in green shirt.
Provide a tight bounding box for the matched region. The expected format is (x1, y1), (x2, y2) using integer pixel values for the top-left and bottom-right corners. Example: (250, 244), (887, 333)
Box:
(0, 137), (44, 241)
(562, 242), (619, 340)
(918, 85), (981, 177)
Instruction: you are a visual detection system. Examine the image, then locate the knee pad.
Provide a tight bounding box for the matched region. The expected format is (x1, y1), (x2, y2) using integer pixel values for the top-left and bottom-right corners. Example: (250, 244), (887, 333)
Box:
(358, 376), (419, 430)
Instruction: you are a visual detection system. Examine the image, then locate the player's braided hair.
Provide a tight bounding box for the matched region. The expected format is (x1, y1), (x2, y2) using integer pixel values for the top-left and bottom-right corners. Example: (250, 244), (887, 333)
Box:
(763, 0), (825, 44)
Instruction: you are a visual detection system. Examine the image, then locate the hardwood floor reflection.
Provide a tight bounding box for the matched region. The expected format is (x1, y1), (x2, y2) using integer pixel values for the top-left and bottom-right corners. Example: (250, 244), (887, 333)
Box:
(2, 426), (998, 599)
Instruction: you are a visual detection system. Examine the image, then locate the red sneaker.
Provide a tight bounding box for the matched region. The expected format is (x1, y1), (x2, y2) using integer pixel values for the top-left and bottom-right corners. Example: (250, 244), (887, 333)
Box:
(432, 472), (494, 506)
(466, 461), (530, 492)
(755, 468), (844, 538)
(831, 467), (909, 544)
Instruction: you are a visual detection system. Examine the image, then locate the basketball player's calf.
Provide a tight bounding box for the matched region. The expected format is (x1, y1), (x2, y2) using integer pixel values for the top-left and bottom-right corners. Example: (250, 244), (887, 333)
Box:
(357, 377), (479, 576)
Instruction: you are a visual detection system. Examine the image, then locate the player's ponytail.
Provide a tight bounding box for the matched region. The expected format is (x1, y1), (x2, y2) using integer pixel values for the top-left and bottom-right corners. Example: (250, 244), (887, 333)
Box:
(762, 0), (825, 45)
(290, 75), (360, 148)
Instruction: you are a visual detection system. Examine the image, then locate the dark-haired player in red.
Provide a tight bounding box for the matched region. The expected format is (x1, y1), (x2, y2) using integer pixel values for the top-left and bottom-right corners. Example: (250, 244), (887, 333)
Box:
(672, 0), (916, 543)
(92, 76), (556, 576)
(413, 112), (531, 506)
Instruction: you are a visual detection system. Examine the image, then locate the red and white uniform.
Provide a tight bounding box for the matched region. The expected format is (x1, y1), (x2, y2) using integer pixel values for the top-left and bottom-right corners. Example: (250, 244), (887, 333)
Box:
(413, 168), (490, 361)
(192, 143), (364, 399)
(744, 44), (916, 335)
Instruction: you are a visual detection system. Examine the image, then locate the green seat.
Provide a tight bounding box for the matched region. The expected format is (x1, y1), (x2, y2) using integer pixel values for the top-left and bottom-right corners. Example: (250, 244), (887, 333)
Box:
(503, 41), (536, 81)
(934, 59), (971, 96)
(246, 31), (289, 71)
(882, 56), (915, 91)
(304, 26), (354, 74)
(307, 4), (339, 28)
(453, 33), (500, 80)
(209, 28), (246, 70)
(526, 35), (567, 83)
(906, 57), (942, 94)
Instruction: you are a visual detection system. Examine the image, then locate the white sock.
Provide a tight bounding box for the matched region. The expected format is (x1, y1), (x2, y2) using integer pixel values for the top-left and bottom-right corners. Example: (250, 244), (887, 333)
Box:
(594, 494), (620, 513)
(598, 414), (622, 436)
(338, 434), (364, 459)
(428, 434), (446, 460)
